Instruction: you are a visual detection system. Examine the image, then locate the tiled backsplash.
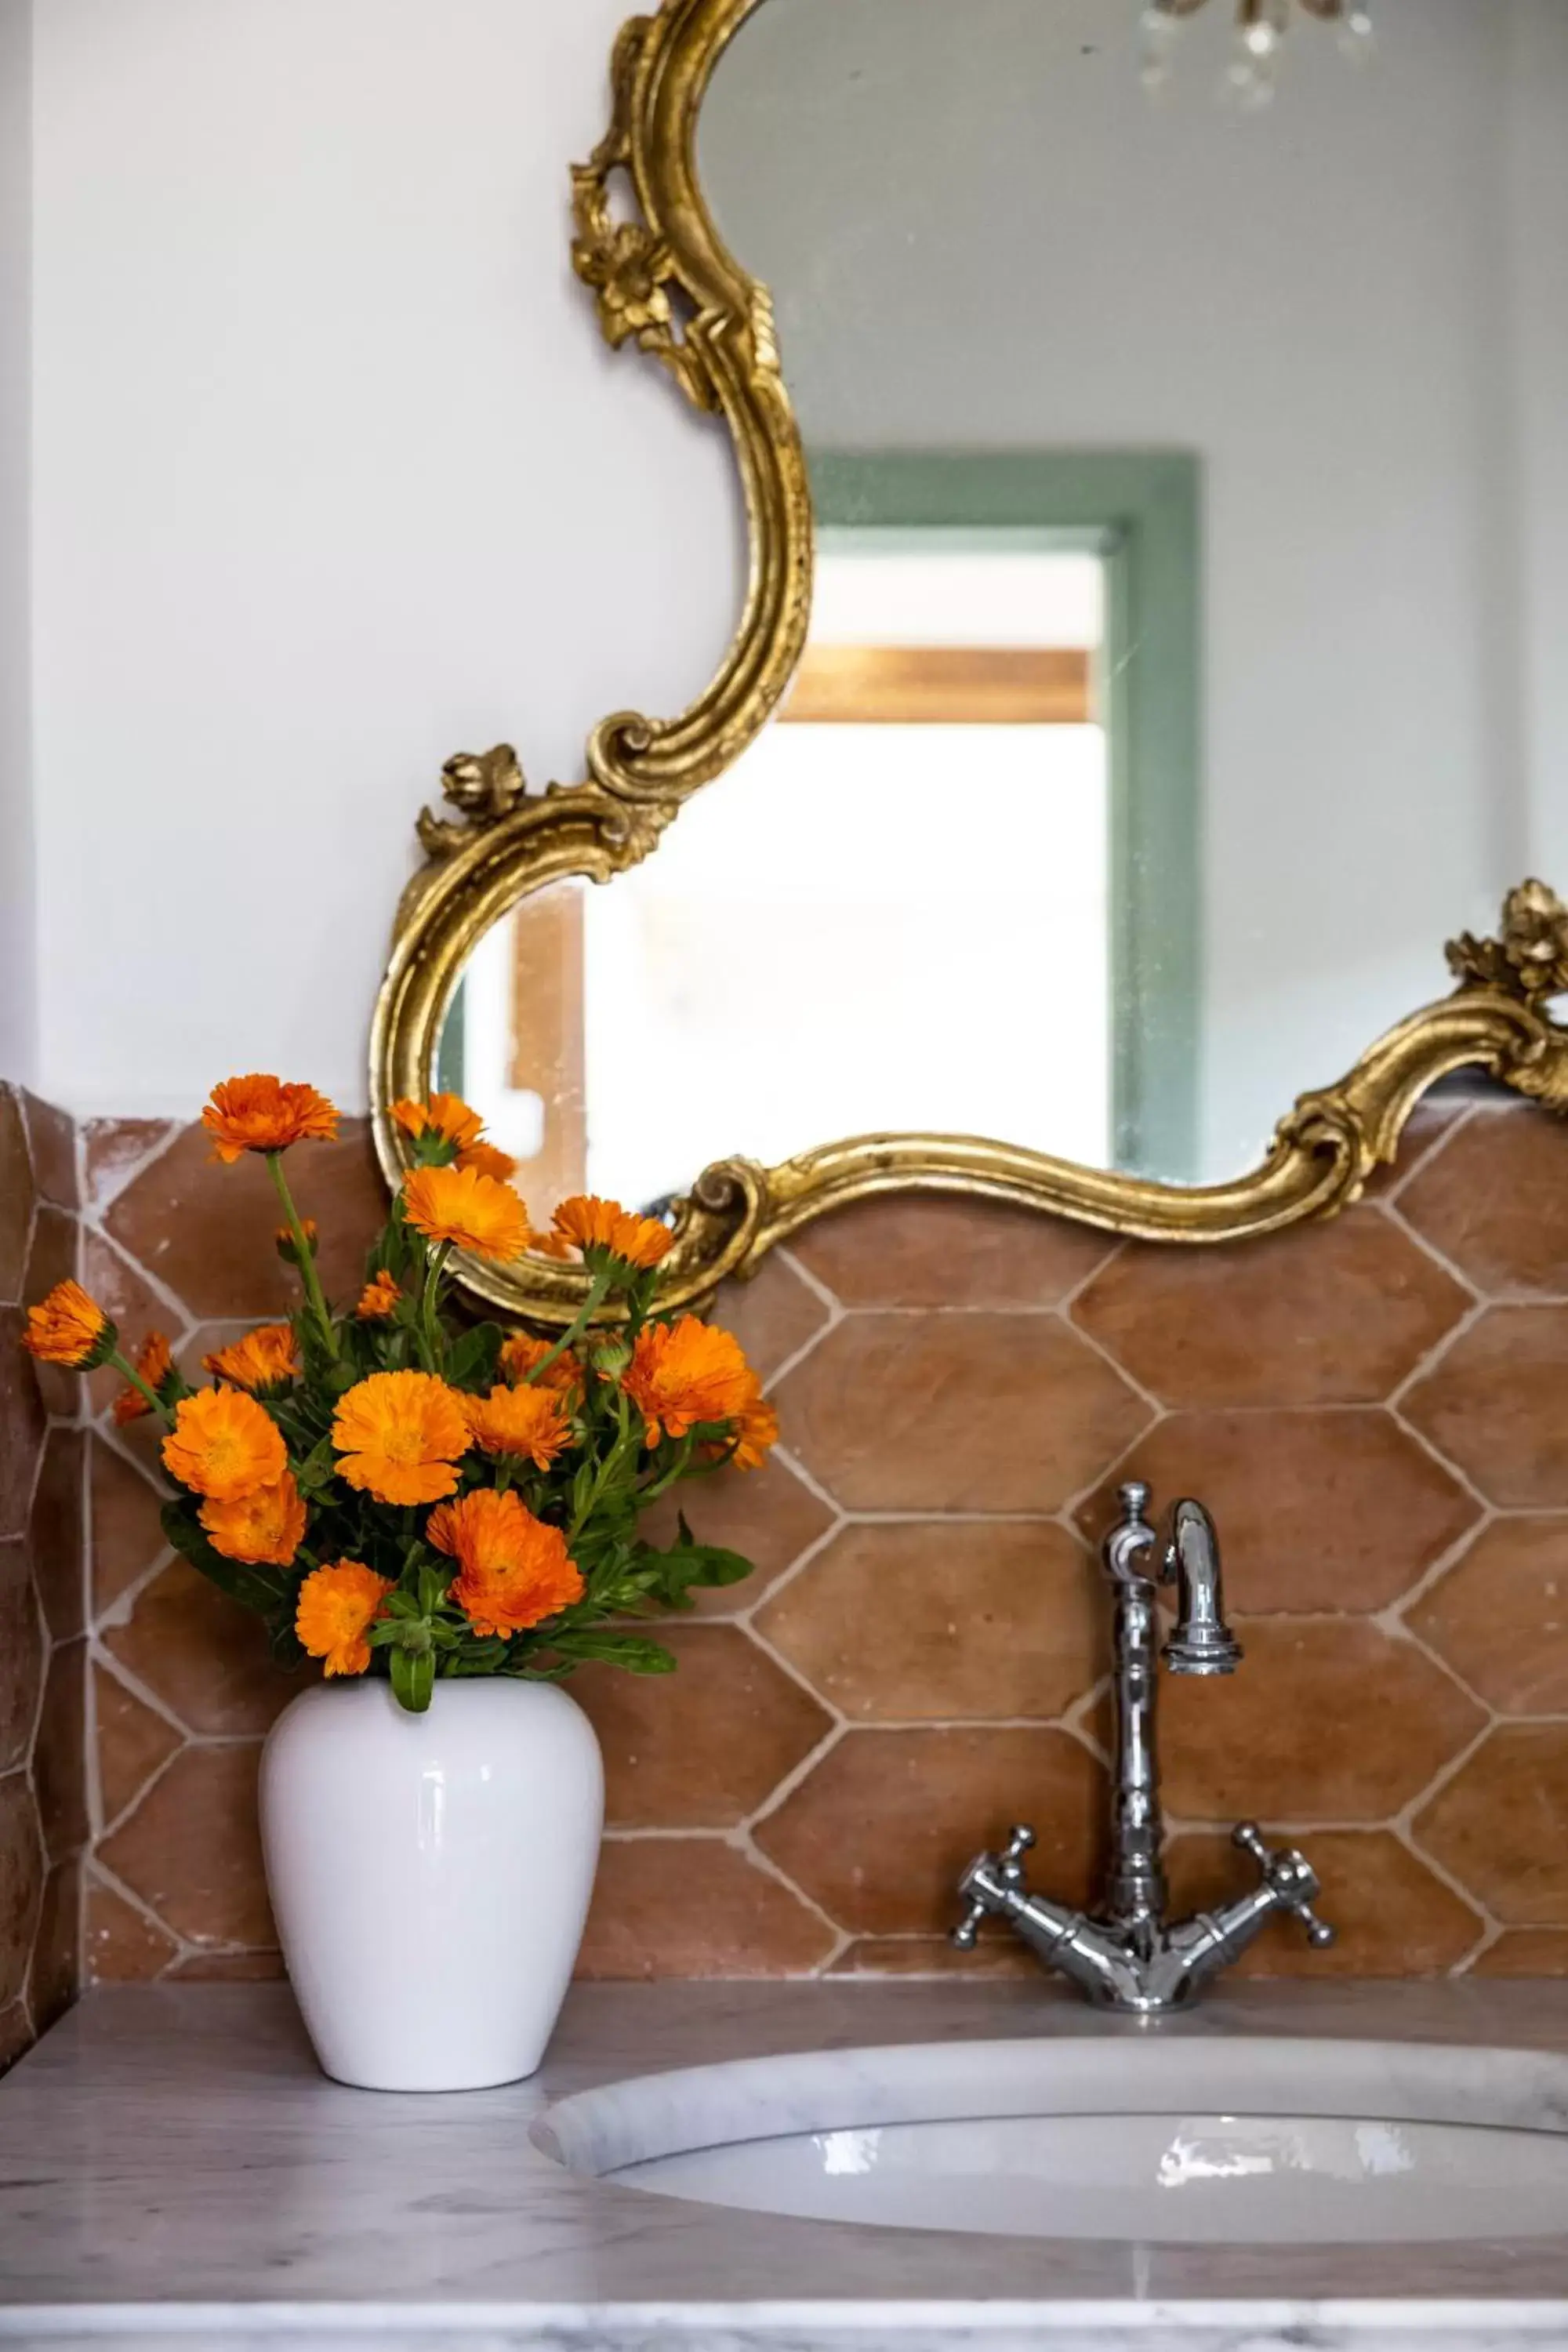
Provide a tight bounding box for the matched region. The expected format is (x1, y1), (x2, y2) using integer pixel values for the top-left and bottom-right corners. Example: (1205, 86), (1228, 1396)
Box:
(14, 1093), (1568, 1990)
(0, 1086), (90, 2070)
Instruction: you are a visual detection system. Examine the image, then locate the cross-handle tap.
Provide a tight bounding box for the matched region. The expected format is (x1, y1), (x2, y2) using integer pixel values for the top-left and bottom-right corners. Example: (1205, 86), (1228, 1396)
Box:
(953, 1824), (1035, 1950)
(1231, 1820), (1337, 1948)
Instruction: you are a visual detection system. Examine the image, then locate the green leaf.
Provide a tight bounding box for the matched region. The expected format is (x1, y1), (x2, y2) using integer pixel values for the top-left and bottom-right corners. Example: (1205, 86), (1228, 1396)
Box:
(161, 1503), (297, 1621)
(446, 1321), (503, 1392)
(544, 1628), (677, 1675)
(292, 1435), (339, 1496)
(270, 1619), (307, 1669)
(390, 1645), (435, 1713)
(633, 1532), (757, 1611)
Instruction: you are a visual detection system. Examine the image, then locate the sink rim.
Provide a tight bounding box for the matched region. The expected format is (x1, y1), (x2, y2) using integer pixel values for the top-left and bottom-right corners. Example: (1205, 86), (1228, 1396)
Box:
(532, 2034), (1568, 2184)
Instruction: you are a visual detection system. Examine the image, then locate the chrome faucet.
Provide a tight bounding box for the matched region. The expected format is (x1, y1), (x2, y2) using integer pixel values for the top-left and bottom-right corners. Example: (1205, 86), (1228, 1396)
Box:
(953, 1480), (1334, 2013)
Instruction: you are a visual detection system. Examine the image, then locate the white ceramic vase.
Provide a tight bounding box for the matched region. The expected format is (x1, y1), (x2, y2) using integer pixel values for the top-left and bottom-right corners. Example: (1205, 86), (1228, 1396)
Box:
(260, 1677), (604, 2092)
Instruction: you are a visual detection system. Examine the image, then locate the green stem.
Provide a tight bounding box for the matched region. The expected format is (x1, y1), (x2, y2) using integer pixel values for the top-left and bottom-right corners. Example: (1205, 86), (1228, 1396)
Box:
(267, 1152), (339, 1360)
(522, 1269), (612, 1388)
(636, 1431), (697, 1504)
(106, 1349), (175, 1429)
(568, 1386), (639, 1545)
(419, 1240), (452, 1373)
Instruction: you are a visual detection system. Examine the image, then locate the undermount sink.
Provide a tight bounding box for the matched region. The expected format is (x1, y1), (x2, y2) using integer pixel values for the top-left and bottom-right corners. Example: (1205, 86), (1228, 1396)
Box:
(534, 2036), (1568, 2245)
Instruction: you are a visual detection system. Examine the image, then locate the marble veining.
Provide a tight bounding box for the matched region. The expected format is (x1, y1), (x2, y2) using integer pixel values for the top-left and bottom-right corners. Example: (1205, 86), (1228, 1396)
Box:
(5, 1984), (1568, 2347)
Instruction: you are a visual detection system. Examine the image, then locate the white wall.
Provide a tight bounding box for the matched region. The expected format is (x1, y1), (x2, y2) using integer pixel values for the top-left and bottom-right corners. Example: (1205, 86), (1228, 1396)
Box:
(1510, 0), (1568, 895)
(0, 0), (34, 1090)
(27, 0), (740, 1116)
(700, 0), (1562, 1178)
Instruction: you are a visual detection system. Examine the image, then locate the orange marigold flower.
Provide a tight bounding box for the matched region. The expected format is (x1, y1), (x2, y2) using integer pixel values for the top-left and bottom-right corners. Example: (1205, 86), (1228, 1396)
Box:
(202, 1323), (299, 1395)
(461, 1383), (573, 1469)
(296, 1560), (394, 1677)
(427, 1490), (583, 1639)
(275, 1218), (318, 1262)
(355, 1270), (401, 1321)
(331, 1369), (470, 1505)
(623, 1316), (754, 1446)
(528, 1227), (577, 1261)
(456, 1139), (518, 1183)
(199, 1469), (307, 1567)
(202, 1075), (339, 1163)
(551, 1193), (673, 1272)
(22, 1279), (114, 1370)
(402, 1164), (530, 1264)
(390, 1092), (486, 1152)
(498, 1332), (583, 1395)
(728, 1373), (779, 1473)
(111, 1330), (174, 1425)
(162, 1387), (287, 1501)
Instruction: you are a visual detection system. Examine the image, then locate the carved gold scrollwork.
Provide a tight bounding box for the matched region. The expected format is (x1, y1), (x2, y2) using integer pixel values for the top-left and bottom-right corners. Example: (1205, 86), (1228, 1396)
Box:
(369, 0), (1568, 1331)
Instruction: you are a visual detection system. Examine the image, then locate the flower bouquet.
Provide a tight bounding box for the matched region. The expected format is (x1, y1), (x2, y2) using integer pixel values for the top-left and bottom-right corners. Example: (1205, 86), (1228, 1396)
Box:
(24, 1074), (777, 2088)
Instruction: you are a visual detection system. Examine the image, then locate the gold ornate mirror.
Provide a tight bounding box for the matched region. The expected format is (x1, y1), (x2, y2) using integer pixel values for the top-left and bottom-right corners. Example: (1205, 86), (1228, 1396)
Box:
(372, 0), (1568, 1327)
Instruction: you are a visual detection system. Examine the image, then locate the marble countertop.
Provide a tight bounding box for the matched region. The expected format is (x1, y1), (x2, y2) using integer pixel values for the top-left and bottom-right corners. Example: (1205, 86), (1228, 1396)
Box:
(5, 1980), (1568, 2349)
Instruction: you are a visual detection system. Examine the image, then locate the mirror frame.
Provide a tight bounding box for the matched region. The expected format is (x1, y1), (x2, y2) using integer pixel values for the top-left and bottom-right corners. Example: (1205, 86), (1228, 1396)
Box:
(370, 0), (1568, 1330)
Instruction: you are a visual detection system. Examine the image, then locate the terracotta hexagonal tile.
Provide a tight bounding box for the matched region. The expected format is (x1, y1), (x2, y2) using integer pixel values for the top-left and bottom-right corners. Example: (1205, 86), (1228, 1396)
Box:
(1164, 1830), (1481, 1977)
(0, 1542), (43, 1778)
(572, 1625), (832, 1828)
(828, 1935), (1039, 1980)
(34, 1639), (88, 1864)
(98, 1744), (274, 1947)
(1407, 1519), (1568, 1713)
(0, 2002), (33, 2073)
(577, 1838), (835, 1977)
(21, 1092), (76, 1211)
(755, 1727), (1105, 1936)
(103, 1559), (310, 1738)
(1075, 1410), (1478, 1614)
(790, 1197), (1116, 1311)
(710, 1253), (829, 1385)
(637, 1454), (837, 1613)
(757, 1522), (1106, 1722)
(1072, 1211), (1470, 1409)
(85, 1875), (179, 1984)
(24, 1208), (81, 1420)
(777, 1315), (1149, 1512)
(95, 1664), (184, 1829)
(1399, 1109), (1568, 1298)
(0, 1773), (45, 2008)
(1363, 1101), (1465, 1200)
(1415, 1726), (1568, 1926)
(1161, 1621), (1484, 1823)
(30, 1857), (82, 2033)
(89, 1437), (172, 1617)
(1403, 1308), (1568, 1508)
(104, 1118), (388, 1320)
(169, 1950), (285, 1980)
(0, 1089), (32, 1301)
(81, 1231), (183, 1421)
(1472, 1931), (1568, 1977)
(0, 1313), (47, 1543)
(29, 1428), (85, 1641)
(82, 1119), (178, 1215)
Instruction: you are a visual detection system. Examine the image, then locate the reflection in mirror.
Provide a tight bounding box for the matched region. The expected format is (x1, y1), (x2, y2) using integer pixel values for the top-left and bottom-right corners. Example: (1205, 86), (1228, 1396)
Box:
(691, 0), (1566, 1181)
(441, 535), (1116, 1217)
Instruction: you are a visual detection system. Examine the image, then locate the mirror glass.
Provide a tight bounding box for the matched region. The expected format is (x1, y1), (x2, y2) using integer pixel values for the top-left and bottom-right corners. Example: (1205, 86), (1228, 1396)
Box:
(440, 0), (1566, 1214)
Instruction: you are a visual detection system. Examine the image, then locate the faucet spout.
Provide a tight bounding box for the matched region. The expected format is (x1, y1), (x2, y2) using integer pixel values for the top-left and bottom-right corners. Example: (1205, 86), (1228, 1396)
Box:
(950, 1486), (1334, 2013)
(1162, 1498), (1243, 1675)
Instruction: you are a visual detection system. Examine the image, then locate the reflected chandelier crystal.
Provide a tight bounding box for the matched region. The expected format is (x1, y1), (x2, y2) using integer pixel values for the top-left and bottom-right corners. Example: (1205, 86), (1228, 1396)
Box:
(1141, 0), (1374, 108)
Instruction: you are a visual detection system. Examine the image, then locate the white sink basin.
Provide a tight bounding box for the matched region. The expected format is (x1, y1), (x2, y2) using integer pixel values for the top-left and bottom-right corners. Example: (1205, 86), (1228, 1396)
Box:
(534, 2036), (1568, 2245)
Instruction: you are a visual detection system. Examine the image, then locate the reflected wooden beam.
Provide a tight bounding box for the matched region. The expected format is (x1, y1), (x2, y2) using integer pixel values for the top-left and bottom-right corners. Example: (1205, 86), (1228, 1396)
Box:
(780, 644), (1093, 726)
(508, 886), (587, 1214)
